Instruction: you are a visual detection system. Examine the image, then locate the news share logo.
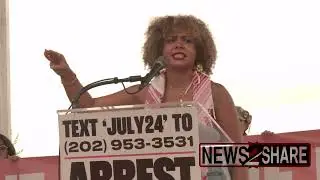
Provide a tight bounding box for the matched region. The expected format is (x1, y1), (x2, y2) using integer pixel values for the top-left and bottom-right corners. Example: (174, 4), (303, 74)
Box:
(199, 143), (311, 167)
(241, 142), (264, 167)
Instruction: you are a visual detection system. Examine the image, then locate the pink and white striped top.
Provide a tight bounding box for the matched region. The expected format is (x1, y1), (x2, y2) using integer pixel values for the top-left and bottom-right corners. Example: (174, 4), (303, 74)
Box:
(144, 69), (230, 179)
(145, 69), (216, 126)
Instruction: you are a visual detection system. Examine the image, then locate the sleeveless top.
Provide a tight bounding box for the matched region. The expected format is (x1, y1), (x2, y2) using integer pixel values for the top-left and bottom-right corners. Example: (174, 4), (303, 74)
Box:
(145, 69), (231, 180)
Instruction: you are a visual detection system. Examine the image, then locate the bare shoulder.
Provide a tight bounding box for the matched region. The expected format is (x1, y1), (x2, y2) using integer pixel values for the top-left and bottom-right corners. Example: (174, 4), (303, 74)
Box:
(211, 82), (233, 103)
(211, 82), (225, 92)
(210, 81), (235, 114)
(93, 84), (148, 107)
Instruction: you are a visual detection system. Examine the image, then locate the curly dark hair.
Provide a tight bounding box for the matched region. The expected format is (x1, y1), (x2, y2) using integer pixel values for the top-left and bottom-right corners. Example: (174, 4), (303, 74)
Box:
(0, 133), (16, 156)
(235, 106), (252, 135)
(142, 15), (217, 75)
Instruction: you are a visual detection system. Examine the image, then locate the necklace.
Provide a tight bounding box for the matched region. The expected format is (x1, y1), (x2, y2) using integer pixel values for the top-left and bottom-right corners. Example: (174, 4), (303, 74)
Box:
(174, 81), (193, 103)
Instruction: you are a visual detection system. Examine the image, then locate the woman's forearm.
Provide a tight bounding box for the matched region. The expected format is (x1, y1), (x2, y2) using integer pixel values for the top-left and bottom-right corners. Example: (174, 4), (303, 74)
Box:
(61, 72), (95, 108)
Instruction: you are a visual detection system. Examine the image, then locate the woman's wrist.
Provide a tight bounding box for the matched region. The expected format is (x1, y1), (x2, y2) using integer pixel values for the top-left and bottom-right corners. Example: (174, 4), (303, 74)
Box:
(61, 71), (77, 86)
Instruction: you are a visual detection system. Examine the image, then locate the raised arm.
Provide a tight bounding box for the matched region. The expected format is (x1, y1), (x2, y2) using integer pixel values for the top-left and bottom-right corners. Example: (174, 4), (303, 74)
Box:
(44, 49), (144, 108)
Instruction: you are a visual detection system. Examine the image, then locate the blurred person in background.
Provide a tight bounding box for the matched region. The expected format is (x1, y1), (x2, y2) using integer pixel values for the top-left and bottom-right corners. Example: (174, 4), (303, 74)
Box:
(0, 133), (19, 161)
(236, 106), (252, 136)
(235, 106), (274, 136)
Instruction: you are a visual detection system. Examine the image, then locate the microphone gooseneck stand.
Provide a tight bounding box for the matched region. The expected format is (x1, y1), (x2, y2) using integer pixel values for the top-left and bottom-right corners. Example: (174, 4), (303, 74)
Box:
(68, 56), (166, 110)
(68, 75), (145, 110)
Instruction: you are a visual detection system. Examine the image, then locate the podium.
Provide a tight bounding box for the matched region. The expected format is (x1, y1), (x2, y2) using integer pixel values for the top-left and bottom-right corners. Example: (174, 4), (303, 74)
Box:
(57, 101), (233, 180)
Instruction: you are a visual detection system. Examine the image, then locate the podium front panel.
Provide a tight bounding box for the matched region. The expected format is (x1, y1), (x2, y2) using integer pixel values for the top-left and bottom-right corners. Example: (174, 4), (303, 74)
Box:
(58, 102), (208, 180)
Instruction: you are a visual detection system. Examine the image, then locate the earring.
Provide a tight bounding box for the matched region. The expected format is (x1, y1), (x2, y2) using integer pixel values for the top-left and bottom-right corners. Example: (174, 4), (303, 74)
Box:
(196, 64), (203, 72)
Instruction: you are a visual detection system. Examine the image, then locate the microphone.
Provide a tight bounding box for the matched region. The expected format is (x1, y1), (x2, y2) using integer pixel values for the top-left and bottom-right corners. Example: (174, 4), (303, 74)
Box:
(139, 56), (166, 89)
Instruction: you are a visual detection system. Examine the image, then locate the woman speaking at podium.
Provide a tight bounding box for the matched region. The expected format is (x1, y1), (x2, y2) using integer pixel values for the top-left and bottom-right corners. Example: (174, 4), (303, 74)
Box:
(44, 15), (246, 180)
